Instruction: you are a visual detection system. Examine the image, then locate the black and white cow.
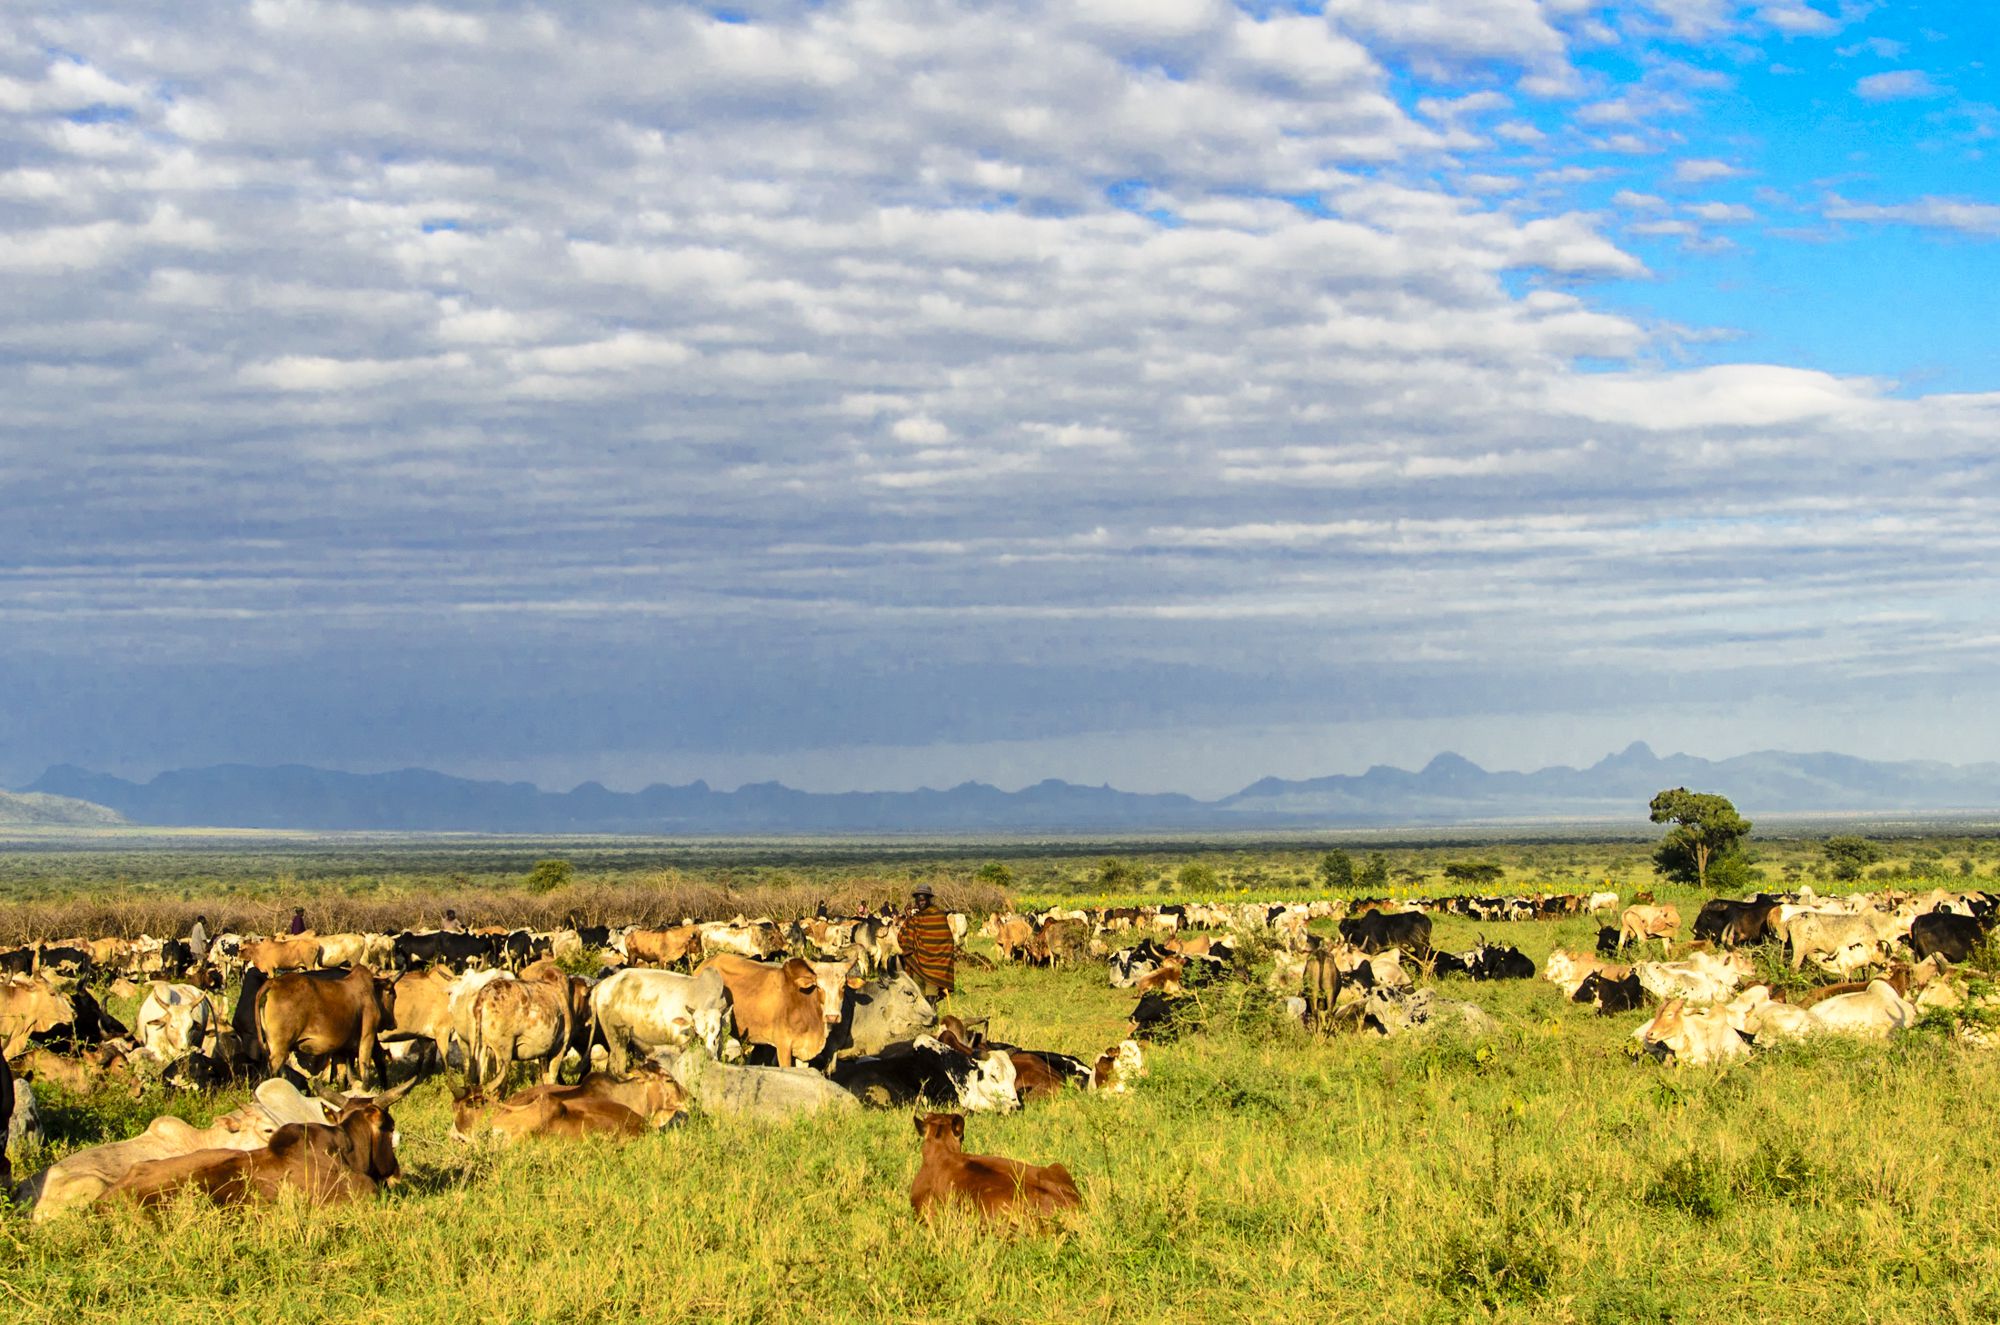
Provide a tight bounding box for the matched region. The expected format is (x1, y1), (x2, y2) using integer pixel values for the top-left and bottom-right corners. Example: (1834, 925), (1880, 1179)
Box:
(828, 1038), (1019, 1112)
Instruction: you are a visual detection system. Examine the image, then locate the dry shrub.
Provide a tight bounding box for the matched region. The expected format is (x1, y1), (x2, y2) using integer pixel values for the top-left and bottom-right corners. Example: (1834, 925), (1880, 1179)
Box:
(0, 876), (1010, 943)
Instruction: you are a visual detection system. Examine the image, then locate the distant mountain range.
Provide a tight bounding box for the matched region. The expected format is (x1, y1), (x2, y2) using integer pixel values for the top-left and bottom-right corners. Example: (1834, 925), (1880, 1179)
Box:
(17, 742), (2000, 833)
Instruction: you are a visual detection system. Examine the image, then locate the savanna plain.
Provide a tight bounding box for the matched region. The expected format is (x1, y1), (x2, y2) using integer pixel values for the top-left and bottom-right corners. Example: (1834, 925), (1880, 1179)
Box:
(5, 826), (2000, 1325)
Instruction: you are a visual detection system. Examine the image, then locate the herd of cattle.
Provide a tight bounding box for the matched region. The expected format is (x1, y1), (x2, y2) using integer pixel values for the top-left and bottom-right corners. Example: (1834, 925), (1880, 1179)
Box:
(3, 882), (1996, 1223)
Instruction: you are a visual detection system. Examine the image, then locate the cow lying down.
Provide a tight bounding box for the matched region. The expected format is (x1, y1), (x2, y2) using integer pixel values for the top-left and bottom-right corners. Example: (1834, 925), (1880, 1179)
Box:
(17, 1077), (333, 1221)
(452, 1061), (689, 1143)
(664, 1046), (860, 1122)
(830, 1037), (1019, 1113)
(102, 1083), (409, 1212)
(1633, 978), (1922, 1064)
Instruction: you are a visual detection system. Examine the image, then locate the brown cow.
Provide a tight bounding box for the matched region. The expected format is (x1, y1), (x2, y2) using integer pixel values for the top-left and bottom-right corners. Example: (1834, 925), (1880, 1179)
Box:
(103, 1085), (408, 1210)
(1134, 958), (1185, 996)
(909, 1112), (1081, 1220)
(451, 1089), (646, 1143)
(0, 976), (75, 1058)
(697, 954), (831, 1067)
(1618, 904), (1681, 957)
(12, 1043), (134, 1093)
(989, 916), (1035, 963)
(467, 962), (574, 1090)
(385, 967), (457, 1059)
(256, 964), (393, 1087)
(241, 935), (323, 974)
(625, 924), (703, 967)
(499, 1059), (688, 1127)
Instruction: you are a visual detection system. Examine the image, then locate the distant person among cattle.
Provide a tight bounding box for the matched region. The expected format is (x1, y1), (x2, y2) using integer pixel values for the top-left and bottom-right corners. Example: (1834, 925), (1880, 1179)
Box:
(901, 885), (955, 1002)
(289, 907), (308, 936)
(441, 909), (465, 934)
(187, 915), (209, 964)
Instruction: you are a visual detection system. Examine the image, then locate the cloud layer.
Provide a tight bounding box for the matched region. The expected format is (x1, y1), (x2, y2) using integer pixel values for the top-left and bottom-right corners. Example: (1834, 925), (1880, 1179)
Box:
(2, 1), (1996, 791)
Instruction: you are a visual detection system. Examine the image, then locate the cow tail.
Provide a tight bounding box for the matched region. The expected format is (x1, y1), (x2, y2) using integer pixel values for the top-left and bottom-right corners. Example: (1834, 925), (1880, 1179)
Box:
(468, 1005), (488, 1093)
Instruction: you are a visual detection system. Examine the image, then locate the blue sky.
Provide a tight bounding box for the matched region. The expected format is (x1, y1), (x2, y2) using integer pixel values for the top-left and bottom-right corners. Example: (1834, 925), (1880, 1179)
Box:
(2, 1), (1997, 798)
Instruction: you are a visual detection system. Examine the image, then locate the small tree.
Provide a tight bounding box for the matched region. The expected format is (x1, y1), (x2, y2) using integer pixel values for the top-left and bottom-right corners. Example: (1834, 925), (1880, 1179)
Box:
(1649, 788), (1751, 891)
(976, 861), (1014, 889)
(1177, 861), (1219, 891)
(525, 858), (574, 894)
(1443, 861), (1505, 888)
(1821, 835), (1881, 882)
(1098, 857), (1135, 888)
(1318, 850), (1355, 890)
(1358, 852), (1390, 891)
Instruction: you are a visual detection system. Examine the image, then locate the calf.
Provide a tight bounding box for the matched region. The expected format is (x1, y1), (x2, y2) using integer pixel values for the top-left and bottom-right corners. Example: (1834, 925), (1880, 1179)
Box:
(909, 1112), (1081, 1221)
(1573, 970), (1645, 1016)
(1300, 946), (1341, 1031)
(624, 925), (703, 967)
(1618, 905), (1681, 956)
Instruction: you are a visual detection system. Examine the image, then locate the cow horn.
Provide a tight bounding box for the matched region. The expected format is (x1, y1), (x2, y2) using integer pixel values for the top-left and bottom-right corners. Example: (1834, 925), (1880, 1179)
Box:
(375, 1077), (417, 1107)
(314, 1084), (351, 1109)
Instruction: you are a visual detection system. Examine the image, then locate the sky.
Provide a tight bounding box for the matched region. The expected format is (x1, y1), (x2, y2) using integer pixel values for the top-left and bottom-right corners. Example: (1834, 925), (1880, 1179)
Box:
(2, 0), (1997, 799)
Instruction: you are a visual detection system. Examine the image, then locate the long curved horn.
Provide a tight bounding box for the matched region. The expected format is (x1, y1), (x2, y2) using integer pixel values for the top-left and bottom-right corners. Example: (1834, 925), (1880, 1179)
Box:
(374, 1076), (417, 1107)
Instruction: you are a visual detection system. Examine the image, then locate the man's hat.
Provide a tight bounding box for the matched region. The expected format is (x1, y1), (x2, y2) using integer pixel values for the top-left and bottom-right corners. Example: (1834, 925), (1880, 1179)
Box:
(912, 884), (935, 898)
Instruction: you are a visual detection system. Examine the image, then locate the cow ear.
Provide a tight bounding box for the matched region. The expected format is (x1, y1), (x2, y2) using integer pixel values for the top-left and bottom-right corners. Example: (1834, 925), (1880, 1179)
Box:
(846, 976), (864, 989)
(950, 1114), (965, 1141)
(912, 1113), (926, 1135)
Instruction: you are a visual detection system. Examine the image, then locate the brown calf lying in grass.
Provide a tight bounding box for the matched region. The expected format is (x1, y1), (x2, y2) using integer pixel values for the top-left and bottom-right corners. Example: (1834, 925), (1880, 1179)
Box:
(452, 1063), (684, 1142)
(909, 1112), (1080, 1221)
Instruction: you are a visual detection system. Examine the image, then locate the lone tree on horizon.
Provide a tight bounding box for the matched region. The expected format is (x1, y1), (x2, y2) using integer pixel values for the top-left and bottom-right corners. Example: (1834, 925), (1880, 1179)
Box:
(1649, 787), (1751, 891)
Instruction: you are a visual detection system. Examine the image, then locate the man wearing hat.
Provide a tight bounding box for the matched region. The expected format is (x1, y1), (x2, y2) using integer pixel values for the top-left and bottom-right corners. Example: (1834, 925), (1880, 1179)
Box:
(900, 884), (956, 1002)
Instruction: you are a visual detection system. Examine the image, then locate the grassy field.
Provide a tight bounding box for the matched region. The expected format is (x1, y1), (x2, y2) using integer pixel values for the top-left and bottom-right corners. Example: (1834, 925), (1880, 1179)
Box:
(7, 838), (2000, 1323)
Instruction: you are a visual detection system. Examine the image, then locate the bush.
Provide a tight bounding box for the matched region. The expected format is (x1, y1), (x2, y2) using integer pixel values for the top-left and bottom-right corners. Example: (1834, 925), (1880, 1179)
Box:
(1318, 850), (1354, 889)
(976, 861), (1014, 889)
(525, 858), (575, 893)
(1178, 861), (1219, 891)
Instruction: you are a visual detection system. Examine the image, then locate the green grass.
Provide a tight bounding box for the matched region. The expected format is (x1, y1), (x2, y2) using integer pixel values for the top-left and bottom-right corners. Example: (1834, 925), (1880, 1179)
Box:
(10, 897), (2000, 1324)
(8, 843), (2000, 1323)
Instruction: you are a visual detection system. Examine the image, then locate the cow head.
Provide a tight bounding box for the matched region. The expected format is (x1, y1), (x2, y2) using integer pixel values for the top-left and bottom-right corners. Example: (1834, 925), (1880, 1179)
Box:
(914, 1111), (965, 1148)
(961, 1050), (1020, 1114)
(330, 1093), (406, 1184)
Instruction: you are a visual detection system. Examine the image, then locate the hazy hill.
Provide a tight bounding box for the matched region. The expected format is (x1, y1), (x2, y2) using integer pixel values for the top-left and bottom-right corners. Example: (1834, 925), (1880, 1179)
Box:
(0, 788), (126, 827)
(20, 743), (2000, 833)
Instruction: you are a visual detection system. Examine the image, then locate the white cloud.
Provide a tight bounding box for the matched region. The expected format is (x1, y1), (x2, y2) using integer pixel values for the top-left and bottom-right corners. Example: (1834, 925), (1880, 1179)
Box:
(1854, 69), (1943, 101)
(1687, 201), (1755, 221)
(2, 0), (1996, 789)
(1824, 194), (2000, 238)
(1674, 157), (1745, 182)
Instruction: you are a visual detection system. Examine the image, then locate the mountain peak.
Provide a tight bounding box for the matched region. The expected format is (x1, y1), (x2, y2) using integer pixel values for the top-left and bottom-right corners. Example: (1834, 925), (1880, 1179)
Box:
(1596, 740), (1659, 768)
(1420, 752), (1485, 780)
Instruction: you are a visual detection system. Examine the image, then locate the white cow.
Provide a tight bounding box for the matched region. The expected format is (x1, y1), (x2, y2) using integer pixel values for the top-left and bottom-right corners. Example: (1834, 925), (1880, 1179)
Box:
(590, 967), (732, 1074)
(133, 982), (217, 1063)
(1634, 950), (1753, 1004)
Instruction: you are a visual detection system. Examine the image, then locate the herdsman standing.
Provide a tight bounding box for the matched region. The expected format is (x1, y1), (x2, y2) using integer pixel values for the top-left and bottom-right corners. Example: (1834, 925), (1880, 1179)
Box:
(900, 884), (956, 1004)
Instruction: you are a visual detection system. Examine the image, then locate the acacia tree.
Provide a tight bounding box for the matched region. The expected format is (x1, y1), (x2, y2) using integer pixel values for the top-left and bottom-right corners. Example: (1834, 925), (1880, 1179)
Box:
(1821, 835), (1880, 882)
(1648, 788), (1751, 890)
